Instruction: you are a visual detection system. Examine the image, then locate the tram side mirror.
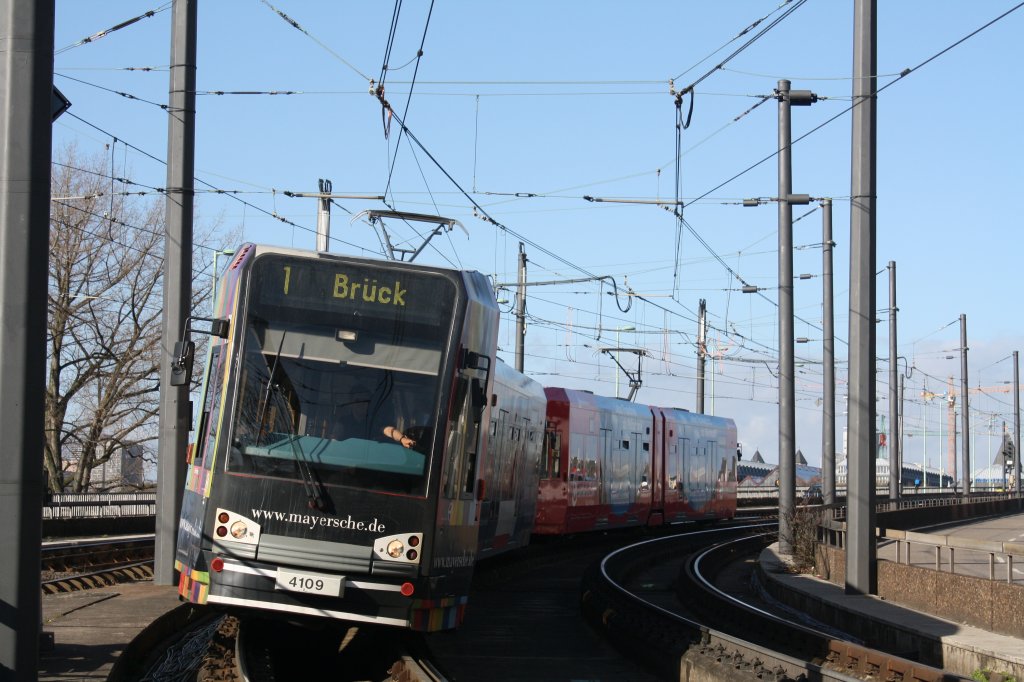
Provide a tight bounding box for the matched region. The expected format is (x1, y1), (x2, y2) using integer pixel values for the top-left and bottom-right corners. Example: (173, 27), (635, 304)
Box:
(210, 318), (230, 338)
(170, 340), (195, 386)
(462, 350), (490, 372)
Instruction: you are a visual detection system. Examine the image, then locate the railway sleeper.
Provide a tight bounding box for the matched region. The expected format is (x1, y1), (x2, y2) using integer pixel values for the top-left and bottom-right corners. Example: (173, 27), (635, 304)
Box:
(826, 640), (959, 682)
(41, 562), (155, 593)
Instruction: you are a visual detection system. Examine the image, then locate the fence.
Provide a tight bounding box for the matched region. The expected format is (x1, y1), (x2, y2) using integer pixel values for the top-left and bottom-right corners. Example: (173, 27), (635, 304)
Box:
(43, 492), (157, 519)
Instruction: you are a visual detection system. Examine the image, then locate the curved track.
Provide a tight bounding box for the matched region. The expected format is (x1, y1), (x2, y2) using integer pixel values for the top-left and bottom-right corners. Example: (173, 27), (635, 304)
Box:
(582, 525), (968, 681)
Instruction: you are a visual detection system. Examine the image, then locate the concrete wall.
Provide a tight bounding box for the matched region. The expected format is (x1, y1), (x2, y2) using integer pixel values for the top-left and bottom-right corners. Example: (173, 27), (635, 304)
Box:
(796, 544), (1024, 680)
(813, 545), (1024, 639)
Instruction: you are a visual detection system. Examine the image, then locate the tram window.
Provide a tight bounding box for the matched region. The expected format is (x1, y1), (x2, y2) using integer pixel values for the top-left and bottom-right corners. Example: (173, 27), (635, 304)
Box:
(443, 374), (484, 498)
(463, 378), (487, 494)
(196, 346), (224, 469)
(544, 430), (561, 479)
(443, 377), (469, 498)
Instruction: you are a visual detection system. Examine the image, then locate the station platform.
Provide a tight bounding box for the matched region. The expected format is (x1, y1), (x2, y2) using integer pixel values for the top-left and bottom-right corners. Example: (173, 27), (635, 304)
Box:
(39, 582), (183, 681)
(759, 513), (1024, 680)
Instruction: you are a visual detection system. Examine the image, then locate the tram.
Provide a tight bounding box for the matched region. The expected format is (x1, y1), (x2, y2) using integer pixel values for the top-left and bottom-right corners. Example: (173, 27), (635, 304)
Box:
(174, 243), (501, 630)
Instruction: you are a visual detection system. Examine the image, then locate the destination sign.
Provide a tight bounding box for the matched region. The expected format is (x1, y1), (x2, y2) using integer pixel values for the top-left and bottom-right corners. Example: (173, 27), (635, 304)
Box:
(250, 254), (455, 321)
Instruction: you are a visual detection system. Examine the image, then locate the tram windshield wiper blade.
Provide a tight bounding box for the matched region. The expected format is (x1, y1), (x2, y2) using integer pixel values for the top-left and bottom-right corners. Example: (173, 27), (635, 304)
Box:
(255, 328), (286, 447)
(283, 436), (328, 512)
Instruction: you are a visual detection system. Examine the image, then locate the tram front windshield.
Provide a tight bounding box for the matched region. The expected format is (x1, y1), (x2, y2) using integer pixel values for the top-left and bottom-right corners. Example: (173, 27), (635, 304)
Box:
(227, 255), (457, 497)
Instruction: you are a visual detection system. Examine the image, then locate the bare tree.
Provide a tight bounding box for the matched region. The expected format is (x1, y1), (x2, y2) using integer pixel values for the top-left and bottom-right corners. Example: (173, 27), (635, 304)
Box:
(46, 145), (230, 492)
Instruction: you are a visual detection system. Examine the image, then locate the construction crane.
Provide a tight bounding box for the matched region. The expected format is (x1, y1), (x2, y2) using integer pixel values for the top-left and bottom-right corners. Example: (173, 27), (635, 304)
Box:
(921, 378), (1012, 483)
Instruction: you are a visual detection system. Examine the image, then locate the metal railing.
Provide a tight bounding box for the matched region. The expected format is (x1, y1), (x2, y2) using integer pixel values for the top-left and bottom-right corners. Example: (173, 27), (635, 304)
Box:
(818, 493), (1024, 585)
(43, 492), (156, 519)
(882, 527), (1024, 584)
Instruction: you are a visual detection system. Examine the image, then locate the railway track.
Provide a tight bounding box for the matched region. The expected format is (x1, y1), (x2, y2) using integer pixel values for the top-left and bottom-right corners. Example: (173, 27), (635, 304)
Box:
(582, 524), (968, 681)
(41, 535), (154, 593)
(121, 518), (969, 681)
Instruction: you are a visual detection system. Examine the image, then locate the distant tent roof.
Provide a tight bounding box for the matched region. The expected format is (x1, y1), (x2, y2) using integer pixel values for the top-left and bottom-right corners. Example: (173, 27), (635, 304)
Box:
(797, 449), (807, 465)
(752, 449), (765, 463)
(974, 464), (1008, 484)
(756, 465), (823, 487)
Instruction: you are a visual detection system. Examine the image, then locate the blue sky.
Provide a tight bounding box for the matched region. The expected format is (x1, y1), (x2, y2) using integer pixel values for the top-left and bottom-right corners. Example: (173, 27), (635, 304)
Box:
(52, 1), (1024, 475)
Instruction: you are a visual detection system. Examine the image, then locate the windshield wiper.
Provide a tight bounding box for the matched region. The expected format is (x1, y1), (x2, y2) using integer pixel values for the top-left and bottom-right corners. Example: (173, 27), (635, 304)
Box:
(256, 329), (330, 511)
(285, 436), (329, 512)
(255, 329), (286, 447)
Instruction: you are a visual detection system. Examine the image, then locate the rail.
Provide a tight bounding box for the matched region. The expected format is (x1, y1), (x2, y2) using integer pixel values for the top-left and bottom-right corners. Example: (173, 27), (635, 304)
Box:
(582, 524), (963, 681)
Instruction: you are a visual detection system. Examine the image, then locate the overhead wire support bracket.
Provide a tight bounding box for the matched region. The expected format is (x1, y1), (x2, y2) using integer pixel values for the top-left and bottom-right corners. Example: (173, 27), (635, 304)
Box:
(351, 209), (467, 263)
(600, 347), (647, 402)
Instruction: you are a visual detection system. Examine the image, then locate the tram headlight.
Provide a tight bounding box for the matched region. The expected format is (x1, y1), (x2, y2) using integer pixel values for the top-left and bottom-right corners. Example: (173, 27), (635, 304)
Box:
(373, 532), (423, 565)
(212, 508), (261, 545)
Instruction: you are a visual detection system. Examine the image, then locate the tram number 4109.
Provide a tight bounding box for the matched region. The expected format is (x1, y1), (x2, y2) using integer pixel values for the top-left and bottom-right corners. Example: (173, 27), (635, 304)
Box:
(275, 568), (344, 597)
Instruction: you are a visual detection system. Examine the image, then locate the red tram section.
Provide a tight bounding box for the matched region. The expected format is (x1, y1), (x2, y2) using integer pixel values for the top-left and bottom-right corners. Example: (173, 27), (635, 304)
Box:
(535, 388), (736, 535)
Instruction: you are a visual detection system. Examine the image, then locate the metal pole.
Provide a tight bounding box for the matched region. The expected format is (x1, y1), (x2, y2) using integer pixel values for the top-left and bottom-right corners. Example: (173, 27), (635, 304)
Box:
(316, 178), (331, 252)
(888, 261), (899, 500)
(776, 79), (796, 554)
(155, 0), (197, 586)
(0, 0), (53, 675)
(696, 298), (706, 414)
(960, 314), (970, 494)
(939, 397), (944, 486)
(948, 375), (957, 483)
(922, 387), (928, 487)
(1015, 351), (1021, 497)
(847, 0), (878, 595)
(822, 199), (836, 505)
(614, 331), (620, 398)
(899, 374), (905, 489)
(515, 242), (526, 373)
